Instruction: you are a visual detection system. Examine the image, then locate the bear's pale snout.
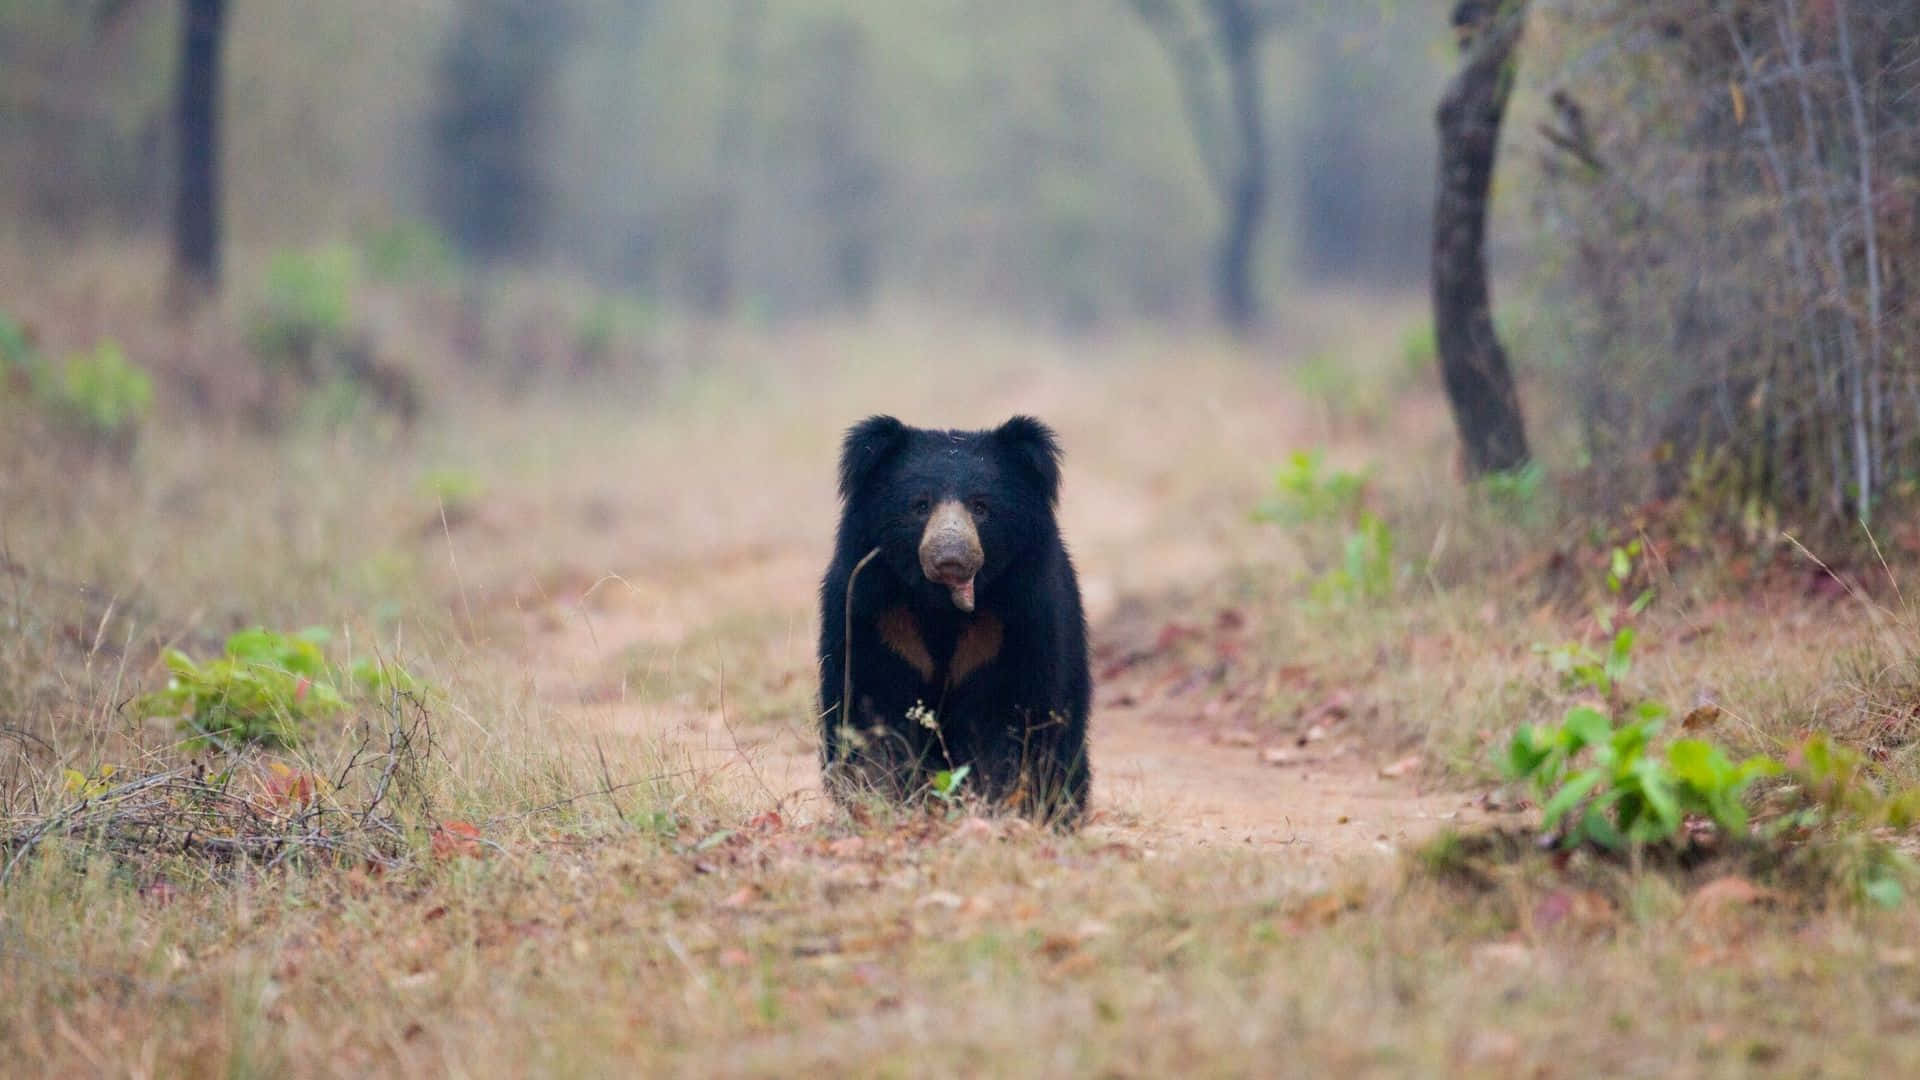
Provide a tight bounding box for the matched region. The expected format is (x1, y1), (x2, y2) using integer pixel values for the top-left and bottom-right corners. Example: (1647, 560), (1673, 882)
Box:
(918, 499), (984, 611)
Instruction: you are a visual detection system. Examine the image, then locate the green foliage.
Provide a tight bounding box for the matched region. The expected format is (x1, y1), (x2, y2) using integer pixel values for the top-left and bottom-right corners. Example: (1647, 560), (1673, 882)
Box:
(358, 219), (458, 285)
(1603, 539), (1647, 599)
(44, 340), (152, 442)
(1777, 734), (1920, 834)
(0, 311), (36, 379)
(1535, 627), (1637, 699)
(1253, 451), (1400, 608)
(930, 763), (972, 804)
(421, 468), (486, 513)
(134, 627), (421, 750)
(1481, 460), (1546, 511)
(1311, 511), (1397, 606)
(1504, 704), (1783, 852)
(137, 628), (343, 750)
(1253, 450), (1369, 525)
(250, 245), (358, 363)
(1, 317), (151, 451)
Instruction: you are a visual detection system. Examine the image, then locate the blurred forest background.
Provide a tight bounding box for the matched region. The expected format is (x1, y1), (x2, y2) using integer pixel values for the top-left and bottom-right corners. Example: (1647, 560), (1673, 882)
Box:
(1, 0), (1916, 520)
(0, 0), (1445, 323)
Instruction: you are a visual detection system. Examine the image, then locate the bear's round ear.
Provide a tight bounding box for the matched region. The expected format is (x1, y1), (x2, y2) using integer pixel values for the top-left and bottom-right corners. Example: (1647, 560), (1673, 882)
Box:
(994, 415), (1062, 504)
(839, 415), (910, 499)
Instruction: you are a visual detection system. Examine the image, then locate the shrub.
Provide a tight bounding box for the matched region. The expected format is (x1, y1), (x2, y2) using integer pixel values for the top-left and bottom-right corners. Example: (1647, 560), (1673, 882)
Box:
(250, 245), (358, 369)
(1311, 511), (1398, 606)
(246, 246), (421, 424)
(1505, 703), (1783, 851)
(134, 627), (422, 750)
(47, 340), (152, 445)
(1253, 450), (1369, 525)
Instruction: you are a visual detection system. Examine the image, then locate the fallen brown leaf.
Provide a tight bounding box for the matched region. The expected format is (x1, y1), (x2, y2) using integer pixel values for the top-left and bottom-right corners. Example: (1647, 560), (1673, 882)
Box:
(1681, 704), (1724, 731)
(430, 820), (485, 859)
(1685, 875), (1777, 923)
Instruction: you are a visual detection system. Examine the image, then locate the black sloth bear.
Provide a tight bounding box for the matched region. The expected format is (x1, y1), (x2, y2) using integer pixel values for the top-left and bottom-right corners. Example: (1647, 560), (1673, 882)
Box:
(818, 415), (1091, 825)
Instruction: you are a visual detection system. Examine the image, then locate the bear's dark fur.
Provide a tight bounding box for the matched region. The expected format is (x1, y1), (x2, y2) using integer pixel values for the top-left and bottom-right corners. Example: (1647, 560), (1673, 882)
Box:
(818, 415), (1091, 825)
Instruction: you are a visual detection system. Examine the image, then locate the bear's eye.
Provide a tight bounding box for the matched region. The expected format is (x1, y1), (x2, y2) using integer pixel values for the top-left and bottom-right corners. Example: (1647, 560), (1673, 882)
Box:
(967, 497), (990, 519)
(909, 495), (932, 515)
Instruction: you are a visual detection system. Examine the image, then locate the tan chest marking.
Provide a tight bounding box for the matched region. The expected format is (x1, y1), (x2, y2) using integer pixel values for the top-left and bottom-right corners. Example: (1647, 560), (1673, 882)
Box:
(878, 606), (936, 681)
(875, 608), (1005, 687)
(948, 614), (1004, 686)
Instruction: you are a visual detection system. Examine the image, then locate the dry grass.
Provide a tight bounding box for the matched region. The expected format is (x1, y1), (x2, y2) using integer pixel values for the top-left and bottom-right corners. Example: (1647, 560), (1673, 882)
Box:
(6, 265), (1920, 1075)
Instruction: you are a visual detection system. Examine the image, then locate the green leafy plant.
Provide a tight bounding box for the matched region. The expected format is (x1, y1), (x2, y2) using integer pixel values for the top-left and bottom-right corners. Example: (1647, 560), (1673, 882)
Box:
(358, 219), (457, 285)
(1481, 460), (1545, 510)
(1311, 511), (1397, 605)
(134, 627), (423, 750)
(1504, 704), (1783, 852)
(250, 245), (358, 365)
(1254, 450), (1370, 525)
(138, 627), (345, 749)
(0, 311), (37, 381)
(421, 468), (486, 516)
(1535, 626), (1637, 699)
(1532, 535), (1655, 699)
(45, 340), (152, 447)
(930, 763), (972, 804)
(1601, 539), (1656, 611)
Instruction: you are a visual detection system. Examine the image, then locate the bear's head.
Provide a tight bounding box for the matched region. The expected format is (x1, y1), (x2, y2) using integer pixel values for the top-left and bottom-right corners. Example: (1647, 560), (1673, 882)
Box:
(837, 415), (1063, 613)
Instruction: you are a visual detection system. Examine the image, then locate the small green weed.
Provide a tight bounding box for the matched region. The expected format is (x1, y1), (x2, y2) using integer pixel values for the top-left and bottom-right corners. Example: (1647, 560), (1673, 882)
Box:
(1535, 627), (1637, 699)
(40, 340), (152, 449)
(1253, 450), (1370, 525)
(1533, 539), (1654, 698)
(1311, 511), (1397, 605)
(930, 764), (972, 805)
(421, 468), (487, 519)
(0, 311), (37, 380)
(251, 245), (357, 362)
(1481, 460), (1546, 511)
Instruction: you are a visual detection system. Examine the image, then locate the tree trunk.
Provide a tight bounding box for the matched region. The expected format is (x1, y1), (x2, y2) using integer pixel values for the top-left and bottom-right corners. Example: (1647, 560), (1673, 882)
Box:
(690, 0), (765, 317)
(171, 0), (227, 303)
(1432, 0), (1530, 475)
(1214, 0), (1267, 333)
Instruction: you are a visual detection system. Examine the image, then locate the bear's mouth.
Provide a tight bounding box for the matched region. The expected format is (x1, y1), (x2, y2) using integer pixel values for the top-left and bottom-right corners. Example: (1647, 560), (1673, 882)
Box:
(930, 572), (976, 612)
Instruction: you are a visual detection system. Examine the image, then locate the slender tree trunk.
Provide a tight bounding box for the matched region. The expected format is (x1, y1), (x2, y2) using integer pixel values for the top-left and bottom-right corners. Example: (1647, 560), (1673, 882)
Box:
(1214, 0), (1267, 333)
(171, 0), (227, 303)
(1432, 0), (1530, 475)
(691, 0), (764, 317)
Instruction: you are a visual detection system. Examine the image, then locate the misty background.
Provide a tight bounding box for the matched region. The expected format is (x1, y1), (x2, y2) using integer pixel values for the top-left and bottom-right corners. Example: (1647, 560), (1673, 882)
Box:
(0, 0), (1447, 328)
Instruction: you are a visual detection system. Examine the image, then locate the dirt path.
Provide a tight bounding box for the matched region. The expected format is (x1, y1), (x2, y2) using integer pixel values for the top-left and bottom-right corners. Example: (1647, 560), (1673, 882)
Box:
(517, 565), (1488, 866)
